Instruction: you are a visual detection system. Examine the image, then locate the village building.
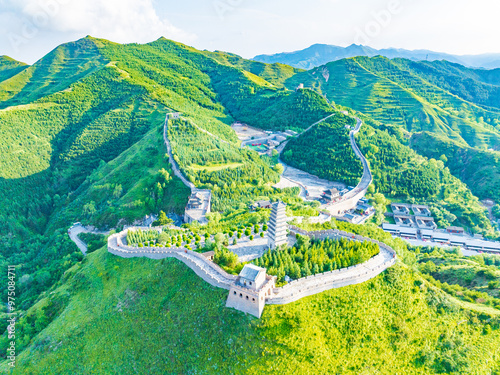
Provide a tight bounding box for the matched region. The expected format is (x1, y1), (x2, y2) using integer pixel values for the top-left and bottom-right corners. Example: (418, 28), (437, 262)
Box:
(225, 264), (276, 318)
(414, 216), (437, 230)
(391, 203), (410, 215)
(323, 188), (342, 203)
(184, 189), (211, 225)
(167, 112), (181, 120)
(355, 203), (375, 215)
(447, 226), (465, 235)
(412, 204), (431, 217)
(394, 214), (414, 227)
(268, 201), (288, 248)
(251, 200), (272, 210)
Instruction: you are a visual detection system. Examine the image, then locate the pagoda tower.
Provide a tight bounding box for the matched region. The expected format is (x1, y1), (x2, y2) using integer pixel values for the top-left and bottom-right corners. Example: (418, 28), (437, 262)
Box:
(268, 201), (288, 248)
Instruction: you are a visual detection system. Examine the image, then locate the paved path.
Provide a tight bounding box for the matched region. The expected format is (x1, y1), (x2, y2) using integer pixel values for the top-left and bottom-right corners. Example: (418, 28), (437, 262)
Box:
(68, 224), (110, 254)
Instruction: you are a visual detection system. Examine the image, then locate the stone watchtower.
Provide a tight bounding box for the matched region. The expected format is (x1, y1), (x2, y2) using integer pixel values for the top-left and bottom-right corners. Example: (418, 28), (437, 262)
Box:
(226, 264), (276, 318)
(268, 201), (288, 249)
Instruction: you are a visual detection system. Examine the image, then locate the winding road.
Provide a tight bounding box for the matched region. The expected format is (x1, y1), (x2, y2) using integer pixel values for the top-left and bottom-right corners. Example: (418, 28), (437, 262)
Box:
(68, 224), (110, 254)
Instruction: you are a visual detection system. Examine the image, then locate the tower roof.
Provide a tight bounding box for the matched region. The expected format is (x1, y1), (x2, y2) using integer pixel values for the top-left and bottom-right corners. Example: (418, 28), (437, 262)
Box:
(273, 201), (287, 209)
(239, 264), (266, 282)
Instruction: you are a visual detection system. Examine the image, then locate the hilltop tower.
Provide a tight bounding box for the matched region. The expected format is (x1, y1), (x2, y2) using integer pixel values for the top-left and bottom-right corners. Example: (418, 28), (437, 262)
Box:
(268, 201), (288, 248)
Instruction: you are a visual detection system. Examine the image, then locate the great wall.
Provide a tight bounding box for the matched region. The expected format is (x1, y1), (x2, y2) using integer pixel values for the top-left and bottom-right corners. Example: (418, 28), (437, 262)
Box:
(107, 226), (396, 311)
(71, 111), (396, 317)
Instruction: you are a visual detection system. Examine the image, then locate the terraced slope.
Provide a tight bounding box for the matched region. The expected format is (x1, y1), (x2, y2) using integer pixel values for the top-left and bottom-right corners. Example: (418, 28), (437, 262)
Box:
(0, 55), (28, 83)
(287, 56), (500, 150)
(0, 38), (108, 108)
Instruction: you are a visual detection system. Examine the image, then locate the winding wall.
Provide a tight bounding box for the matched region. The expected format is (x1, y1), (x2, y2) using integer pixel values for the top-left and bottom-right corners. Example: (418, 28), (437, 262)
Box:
(108, 229), (237, 290)
(324, 118), (373, 215)
(163, 114), (195, 191)
(107, 226), (396, 306)
(266, 227), (396, 304)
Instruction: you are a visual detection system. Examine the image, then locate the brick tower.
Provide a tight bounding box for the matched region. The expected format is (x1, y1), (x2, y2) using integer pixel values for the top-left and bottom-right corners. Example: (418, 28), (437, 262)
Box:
(268, 201), (288, 248)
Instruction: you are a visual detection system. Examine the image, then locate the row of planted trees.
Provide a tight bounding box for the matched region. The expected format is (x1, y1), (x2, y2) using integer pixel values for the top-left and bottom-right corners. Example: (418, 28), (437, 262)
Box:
(253, 235), (380, 285)
(125, 221), (270, 251)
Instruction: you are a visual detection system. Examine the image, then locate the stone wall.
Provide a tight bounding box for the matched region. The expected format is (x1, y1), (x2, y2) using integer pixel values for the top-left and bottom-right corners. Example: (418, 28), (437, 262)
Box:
(108, 230), (237, 290)
(325, 118), (373, 215)
(163, 116), (195, 190)
(108, 224), (397, 310)
(267, 226), (397, 304)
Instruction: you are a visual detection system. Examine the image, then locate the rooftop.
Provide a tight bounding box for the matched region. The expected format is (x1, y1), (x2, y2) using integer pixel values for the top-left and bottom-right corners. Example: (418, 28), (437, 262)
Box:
(239, 264), (266, 282)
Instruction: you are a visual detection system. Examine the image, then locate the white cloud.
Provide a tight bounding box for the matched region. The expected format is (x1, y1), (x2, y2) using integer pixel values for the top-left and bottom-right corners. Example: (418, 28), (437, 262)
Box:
(0, 0), (196, 62)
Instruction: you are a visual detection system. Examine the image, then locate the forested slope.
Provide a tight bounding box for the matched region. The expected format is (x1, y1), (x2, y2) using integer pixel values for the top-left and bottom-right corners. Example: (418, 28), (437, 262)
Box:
(411, 131), (500, 202)
(0, 35), (333, 322)
(282, 113), (363, 185)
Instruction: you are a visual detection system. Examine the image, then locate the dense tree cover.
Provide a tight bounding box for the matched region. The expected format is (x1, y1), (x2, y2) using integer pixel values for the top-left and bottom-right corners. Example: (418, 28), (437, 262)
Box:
(77, 232), (106, 254)
(282, 113), (363, 185)
(411, 131), (500, 202)
(359, 125), (440, 198)
(253, 235), (380, 284)
(357, 124), (497, 236)
(169, 118), (294, 211)
(411, 245), (500, 311)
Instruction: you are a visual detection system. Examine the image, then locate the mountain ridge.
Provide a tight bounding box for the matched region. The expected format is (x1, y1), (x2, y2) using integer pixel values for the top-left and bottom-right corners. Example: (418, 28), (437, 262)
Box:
(254, 43), (500, 70)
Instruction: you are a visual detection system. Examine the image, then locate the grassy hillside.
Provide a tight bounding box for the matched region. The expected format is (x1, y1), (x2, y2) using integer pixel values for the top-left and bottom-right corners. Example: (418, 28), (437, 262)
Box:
(411, 131), (500, 202)
(287, 56), (500, 150)
(0, 38), (108, 107)
(2, 242), (500, 374)
(0, 56), (27, 83)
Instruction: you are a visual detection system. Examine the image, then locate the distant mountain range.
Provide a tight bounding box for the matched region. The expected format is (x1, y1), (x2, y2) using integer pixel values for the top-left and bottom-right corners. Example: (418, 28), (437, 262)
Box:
(253, 44), (500, 70)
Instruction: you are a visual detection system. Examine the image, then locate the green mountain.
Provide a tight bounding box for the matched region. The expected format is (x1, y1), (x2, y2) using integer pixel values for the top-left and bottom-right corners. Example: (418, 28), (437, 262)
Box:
(0, 35), (331, 313)
(1, 37), (500, 373)
(254, 43), (500, 70)
(0, 56), (27, 83)
(411, 131), (500, 202)
(286, 56), (500, 149)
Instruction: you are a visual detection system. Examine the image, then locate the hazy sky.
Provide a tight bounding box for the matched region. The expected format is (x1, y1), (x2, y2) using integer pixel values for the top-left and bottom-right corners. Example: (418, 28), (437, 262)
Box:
(1, 0), (499, 64)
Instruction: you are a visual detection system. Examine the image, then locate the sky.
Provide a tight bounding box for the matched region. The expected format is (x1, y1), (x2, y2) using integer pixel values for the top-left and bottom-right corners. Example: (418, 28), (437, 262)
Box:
(1, 0), (499, 64)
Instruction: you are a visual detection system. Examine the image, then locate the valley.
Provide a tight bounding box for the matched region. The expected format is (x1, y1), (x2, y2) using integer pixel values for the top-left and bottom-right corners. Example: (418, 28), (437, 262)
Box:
(1, 36), (500, 374)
